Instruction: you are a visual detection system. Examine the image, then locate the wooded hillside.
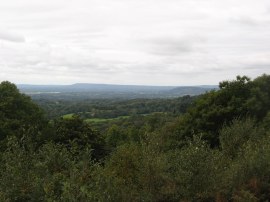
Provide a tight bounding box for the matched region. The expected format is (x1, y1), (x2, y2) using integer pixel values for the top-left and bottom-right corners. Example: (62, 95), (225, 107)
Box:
(0, 74), (270, 201)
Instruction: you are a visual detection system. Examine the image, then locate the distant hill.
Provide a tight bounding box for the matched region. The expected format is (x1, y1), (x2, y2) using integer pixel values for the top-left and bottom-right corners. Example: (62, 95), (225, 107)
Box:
(18, 83), (173, 92)
(17, 83), (218, 100)
(168, 86), (217, 96)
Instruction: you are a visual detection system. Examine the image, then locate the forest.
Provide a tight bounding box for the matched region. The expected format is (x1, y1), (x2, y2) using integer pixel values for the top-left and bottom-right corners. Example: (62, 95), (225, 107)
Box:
(0, 74), (270, 201)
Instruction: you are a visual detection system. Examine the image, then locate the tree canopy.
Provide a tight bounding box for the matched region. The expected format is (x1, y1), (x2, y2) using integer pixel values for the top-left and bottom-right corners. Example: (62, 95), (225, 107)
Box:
(1, 74), (270, 201)
(175, 74), (270, 146)
(0, 81), (45, 144)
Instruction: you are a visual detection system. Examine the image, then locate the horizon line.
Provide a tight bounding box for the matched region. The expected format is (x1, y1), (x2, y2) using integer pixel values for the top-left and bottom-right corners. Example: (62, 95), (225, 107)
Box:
(15, 82), (218, 88)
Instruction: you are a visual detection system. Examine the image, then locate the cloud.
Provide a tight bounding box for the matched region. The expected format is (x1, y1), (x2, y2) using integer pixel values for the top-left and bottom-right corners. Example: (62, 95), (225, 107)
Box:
(229, 16), (260, 26)
(0, 0), (270, 85)
(145, 37), (193, 56)
(0, 30), (25, 43)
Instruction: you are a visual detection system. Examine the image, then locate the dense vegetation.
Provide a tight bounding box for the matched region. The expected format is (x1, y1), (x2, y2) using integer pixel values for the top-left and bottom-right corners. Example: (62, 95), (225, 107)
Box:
(35, 96), (195, 119)
(0, 74), (270, 201)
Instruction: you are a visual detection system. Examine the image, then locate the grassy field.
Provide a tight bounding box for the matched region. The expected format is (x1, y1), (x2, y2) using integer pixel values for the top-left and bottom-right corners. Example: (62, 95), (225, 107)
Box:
(85, 116), (130, 123)
(62, 113), (74, 119)
(63, 113), (130, 122)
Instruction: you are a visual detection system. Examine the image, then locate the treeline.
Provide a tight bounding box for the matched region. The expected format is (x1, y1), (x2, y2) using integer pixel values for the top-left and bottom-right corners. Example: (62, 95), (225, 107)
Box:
(0, 74), (270, 201)
(35, 96), (195, 119)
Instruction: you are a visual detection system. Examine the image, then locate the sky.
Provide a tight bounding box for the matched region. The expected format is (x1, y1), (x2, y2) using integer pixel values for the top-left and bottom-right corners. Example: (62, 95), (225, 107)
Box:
(0, 0), (270, 86)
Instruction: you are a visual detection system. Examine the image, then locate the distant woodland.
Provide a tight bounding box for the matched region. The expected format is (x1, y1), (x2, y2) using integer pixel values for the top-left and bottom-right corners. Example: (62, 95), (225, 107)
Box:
(1, 74), (270, 201)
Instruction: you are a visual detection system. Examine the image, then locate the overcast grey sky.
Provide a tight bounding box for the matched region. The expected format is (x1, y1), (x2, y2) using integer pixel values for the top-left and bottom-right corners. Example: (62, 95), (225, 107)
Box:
(0, 0), (270, 85)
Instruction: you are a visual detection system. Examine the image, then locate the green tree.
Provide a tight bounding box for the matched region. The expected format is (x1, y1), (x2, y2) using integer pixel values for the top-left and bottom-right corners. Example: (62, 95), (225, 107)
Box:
(174, 75), (267, 146)
(246, 74), (270, 120)
(52, 115), (106, 160)
(219, 118), (264, 158)
(105, 124), (127, 148)
(0, 81), (46, 147)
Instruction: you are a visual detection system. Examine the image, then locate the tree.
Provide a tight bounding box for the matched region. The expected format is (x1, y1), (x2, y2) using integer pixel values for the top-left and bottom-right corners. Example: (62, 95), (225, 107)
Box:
(175, 76), (255, 146)
(246, 74), (270, 120)
(0, 81), (46, 146)
(52, 115), (106, 160)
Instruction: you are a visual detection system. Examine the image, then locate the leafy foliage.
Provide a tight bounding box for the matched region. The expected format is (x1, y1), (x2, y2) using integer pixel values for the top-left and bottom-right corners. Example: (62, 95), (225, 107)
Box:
(52, 115), (106, 160)
(1, 74), (270, 201)
(0, 81), (47, 148)
(175, 75), (270, 146)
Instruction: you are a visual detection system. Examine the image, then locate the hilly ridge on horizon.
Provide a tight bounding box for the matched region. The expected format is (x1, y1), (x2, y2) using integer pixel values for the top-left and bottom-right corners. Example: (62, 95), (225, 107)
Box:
(17, 83), (218, 100)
